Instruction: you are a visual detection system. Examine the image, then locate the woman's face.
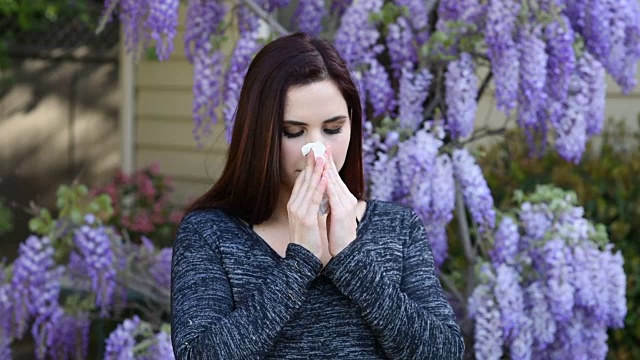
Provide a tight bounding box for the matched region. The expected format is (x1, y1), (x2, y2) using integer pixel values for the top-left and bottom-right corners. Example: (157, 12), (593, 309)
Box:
(280, 79), (351, 191)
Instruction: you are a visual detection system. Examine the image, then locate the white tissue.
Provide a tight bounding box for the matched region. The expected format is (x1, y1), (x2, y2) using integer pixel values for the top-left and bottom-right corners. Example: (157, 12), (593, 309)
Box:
(301, 142), (329, 215)
(301, 142), (326, 158)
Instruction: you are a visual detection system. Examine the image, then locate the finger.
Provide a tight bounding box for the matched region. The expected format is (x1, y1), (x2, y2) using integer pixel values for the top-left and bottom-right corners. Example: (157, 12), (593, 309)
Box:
(324, 146), (346, 191)
(327, 151), (352, 196)
(323, 169), (346, 214)
(303, 156), (326, 211)
(290, 169), (306, 200)
(304, 150), (314, 184)
(324, 171), (338, 201)
(325, 164), (345, 196)
(310, 175), (329, 209)
(295, 154), (316, 206)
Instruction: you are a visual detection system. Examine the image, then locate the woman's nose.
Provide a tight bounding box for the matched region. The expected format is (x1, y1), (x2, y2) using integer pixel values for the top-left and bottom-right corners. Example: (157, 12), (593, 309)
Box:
(307, 129), (324, 144)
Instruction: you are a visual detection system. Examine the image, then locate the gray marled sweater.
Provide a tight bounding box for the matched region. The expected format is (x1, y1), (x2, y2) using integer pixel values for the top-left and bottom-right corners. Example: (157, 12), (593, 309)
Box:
(171, 200), (464, 359)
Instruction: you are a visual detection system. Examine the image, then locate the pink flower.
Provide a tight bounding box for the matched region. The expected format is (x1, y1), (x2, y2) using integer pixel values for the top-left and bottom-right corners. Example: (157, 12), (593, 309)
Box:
(139, 177), (156, 199)
(152, 203), (164, 224)
(131, 211), (154, 233)
(169, 210), (184, 224)
(104, 184), (119, 200)
(147, 162), (161, 175)
(121, 216), (131, 228)
(163, 176), (174, 189)
(114, 170), (131, 185)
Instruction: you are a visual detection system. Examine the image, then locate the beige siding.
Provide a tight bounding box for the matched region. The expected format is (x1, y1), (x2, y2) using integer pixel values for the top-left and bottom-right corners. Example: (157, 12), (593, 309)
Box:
(136, 117), (228, 151)
(137, 61), (192, 89)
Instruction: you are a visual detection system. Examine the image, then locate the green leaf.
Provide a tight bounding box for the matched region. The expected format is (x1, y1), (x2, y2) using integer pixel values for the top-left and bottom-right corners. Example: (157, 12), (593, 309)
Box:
(87, 202), (100, 214)
(431, 31), (447, 44)
(41, 208), (52, 222)
(368, 12), (383, 24)
(70, 208), (83, 224)
(28, 218), (44, 233)
(161, 323), (171, 334)
(145, 47), (159, 61)
(96, 194), (114, 217)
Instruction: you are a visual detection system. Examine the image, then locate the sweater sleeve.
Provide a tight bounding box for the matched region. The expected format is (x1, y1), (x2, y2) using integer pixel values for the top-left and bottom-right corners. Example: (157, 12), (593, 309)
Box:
(171, 214), (322, 360)
(322, 210), (465, 360)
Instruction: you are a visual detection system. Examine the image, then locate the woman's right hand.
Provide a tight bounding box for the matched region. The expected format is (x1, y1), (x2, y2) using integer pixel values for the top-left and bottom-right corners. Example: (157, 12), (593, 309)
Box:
(287, 152), (328, 261)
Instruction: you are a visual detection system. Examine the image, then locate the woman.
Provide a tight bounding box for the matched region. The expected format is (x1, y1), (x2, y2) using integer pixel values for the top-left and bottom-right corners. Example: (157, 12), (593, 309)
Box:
(171, 33), (464, 359)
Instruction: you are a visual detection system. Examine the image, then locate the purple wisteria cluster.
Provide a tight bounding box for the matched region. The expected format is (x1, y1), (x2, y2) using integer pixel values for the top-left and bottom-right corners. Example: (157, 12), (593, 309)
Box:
(223, 18), (263, 142)
(184, 0), (228, 143)
(435, 0), (637, 163)
(445, 52), (478, 140)
(333, 0), (383, 69)
(104, 316), (142, 359)
(485, 0), (521, 112)
(397, 68), (432, 131)
(470, 186), (627, 359)
(105, 316), (174, 360)
(367, 123), (492, 268)
(9, 236), (63, 340)
(452, 148), (496, 234)
(386, 17), (418, 78)
(105, 0), (179, 60)
(72, 215), (118, 316)
(0, 234), (93, 360)
(140, 331), (175, 360)
(1, 209), (176, 358)
(517, 23), (548, 129)
(293, 0), (327, 36)
(31, 307), (91, 360)
(1, 268), (12, 359)
(395, 0), (430, 45)
(141, 235), (173, 292)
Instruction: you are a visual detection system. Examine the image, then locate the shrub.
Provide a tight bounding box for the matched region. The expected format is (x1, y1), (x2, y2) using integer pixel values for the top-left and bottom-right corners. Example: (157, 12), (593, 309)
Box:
(91, 163), (184, 247)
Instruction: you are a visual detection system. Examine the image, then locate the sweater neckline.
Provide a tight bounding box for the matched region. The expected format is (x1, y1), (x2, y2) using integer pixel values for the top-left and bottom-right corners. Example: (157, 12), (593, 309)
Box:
(231, 200), (377, 260)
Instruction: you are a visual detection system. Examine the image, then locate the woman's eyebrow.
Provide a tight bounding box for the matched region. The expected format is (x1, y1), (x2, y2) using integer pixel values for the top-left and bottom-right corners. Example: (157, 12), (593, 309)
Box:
(283, 115), (348, 126)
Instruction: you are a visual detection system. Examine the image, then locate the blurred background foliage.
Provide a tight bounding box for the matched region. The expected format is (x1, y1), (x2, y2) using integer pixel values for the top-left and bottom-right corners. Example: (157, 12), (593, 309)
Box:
(0, 0), (97, 69)
(0, 197), (13, 237)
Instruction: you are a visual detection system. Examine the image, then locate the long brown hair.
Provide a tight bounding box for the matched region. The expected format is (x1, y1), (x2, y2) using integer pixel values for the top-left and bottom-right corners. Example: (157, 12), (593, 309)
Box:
(185, 33), (364, 224)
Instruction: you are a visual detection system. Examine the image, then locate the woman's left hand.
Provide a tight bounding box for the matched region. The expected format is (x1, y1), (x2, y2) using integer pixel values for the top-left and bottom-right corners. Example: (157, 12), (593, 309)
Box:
(323, 146), (359, 256)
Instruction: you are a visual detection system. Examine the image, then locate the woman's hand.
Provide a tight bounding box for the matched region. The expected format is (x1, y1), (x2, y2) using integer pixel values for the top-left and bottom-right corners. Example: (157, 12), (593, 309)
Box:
(323, 146), (358, 256)
(287, 152), (328, 261)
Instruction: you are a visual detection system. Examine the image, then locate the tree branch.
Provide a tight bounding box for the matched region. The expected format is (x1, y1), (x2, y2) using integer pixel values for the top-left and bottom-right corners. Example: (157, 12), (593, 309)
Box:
(462, 115), (512, 145)
(95, 0), (120, 34)
(455, 183), (475, 263)
(422, 65), (445, 126)
(424, 0), (439, 14)
(439, 272), (466, 306)
(239, 0), (290, 36)
(475, 70), (493, 102)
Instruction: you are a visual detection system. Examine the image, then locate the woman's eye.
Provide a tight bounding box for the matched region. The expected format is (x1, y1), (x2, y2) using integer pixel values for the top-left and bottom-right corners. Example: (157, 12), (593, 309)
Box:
(324, 127), (342, 135)
(283, 127), (342, 138)
(283, 130), (304, 138)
